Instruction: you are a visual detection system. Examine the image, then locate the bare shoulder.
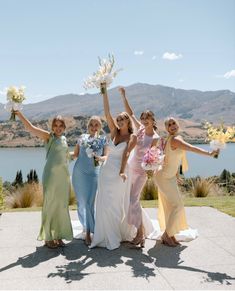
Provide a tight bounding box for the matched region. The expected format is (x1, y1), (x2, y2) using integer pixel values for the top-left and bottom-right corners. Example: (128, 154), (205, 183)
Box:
(171, 135), (185, 147)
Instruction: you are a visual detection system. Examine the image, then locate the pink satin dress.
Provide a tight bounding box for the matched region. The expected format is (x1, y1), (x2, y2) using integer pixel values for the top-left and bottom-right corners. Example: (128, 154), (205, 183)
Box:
(128, 126), (159, 228)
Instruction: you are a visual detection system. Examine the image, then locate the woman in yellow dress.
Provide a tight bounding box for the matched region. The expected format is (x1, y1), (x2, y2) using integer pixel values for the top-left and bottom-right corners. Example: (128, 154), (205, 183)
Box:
(155, 117), (219, 247)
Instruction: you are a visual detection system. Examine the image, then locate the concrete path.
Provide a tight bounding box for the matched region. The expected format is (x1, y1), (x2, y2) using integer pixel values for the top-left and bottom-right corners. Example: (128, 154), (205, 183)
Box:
(0, 207), (235, 290)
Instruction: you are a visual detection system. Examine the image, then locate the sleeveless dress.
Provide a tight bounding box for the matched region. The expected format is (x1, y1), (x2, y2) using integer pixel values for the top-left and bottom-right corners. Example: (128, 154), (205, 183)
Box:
(72, 134), (106, 234)
(90, 140), (136, 250)
(128, 126), (159, 229)
(38, 134), (73, 241)
(154, 135), (198, 240)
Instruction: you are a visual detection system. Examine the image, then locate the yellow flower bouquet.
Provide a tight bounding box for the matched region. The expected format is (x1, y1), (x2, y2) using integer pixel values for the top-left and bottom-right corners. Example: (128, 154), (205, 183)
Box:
(204, 121), (235, 158)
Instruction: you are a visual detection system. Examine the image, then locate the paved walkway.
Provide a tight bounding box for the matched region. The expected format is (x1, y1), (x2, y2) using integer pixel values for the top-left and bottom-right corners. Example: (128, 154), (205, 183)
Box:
(0, 207), (235, 290)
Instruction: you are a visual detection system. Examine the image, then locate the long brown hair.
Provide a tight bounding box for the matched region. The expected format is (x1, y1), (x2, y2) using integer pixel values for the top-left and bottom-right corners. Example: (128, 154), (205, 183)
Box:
(116, 112), (133, 134)
(140, 110), (157, 130)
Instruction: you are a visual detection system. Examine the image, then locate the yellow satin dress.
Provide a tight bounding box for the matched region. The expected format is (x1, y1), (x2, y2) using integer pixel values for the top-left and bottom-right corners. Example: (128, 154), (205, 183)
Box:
(155, 135), (188, 237)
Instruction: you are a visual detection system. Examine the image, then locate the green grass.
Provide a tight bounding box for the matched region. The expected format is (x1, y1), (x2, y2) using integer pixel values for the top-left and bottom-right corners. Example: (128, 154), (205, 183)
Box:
(140, 196), (235, 217)
(2, 196), (235, 217)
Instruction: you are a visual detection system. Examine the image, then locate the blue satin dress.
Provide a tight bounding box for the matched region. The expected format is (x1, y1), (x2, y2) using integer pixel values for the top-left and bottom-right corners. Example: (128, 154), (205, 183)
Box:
(72, 134), (106, 233)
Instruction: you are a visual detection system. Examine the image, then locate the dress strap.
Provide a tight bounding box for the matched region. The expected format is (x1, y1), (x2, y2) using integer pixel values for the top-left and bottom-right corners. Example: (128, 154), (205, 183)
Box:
(46, 133), (55, 159)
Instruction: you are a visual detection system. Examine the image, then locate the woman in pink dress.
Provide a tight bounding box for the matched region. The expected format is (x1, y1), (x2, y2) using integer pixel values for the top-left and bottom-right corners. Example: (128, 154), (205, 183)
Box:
(119, 87), (159, 247)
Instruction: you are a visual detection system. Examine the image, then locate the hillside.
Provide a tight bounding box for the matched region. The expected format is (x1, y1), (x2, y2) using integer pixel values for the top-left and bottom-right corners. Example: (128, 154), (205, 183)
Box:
(0, 83), (234, 123)
(0, 116), (207, 147)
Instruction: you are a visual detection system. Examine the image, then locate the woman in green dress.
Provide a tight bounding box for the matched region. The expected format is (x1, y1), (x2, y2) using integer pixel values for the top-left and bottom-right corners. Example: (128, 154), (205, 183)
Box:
(14, 111), (73, 249)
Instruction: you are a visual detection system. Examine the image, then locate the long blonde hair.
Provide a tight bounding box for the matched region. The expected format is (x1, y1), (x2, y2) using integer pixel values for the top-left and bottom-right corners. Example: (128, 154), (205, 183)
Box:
(87, 116), (102, 134)
(51, 115), (66, 130)
(164, 117), (180, 134)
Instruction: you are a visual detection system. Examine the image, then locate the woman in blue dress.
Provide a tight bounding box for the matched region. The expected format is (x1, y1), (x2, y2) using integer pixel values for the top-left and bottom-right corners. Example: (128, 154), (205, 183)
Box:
(72, 116), (108, 245)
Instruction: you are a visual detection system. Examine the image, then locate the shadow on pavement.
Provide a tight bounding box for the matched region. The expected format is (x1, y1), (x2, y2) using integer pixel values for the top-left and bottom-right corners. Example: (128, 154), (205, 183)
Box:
(148, 241), (235, 286)
(47, 240), (157, 283)
(0, 245), (61, 272)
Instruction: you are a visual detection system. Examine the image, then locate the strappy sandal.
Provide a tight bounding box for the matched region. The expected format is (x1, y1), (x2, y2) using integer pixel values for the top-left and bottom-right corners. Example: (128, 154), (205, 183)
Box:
(161, 233), (177, 247)
(171, 236), (181, 245)
(56, 239), (66, 247)
(45, 240), (58, 249)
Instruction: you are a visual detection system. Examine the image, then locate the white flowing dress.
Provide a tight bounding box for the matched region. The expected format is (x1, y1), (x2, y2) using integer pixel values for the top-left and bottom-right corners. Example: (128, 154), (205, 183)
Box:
(90, 141), (136, 250)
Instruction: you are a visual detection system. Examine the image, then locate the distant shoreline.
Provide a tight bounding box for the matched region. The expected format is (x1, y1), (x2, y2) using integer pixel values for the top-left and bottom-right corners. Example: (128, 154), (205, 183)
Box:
(0, 140), (209, 148)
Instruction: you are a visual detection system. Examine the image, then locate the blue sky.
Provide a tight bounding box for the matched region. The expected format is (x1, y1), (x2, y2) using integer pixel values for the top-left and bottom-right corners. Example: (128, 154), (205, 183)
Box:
(0, 0), (235, 104)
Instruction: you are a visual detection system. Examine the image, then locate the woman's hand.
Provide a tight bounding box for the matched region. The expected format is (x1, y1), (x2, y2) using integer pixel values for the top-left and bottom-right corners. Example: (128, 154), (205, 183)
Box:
(94, 155), (104, 162)
(118, 87), (125, 96)
(100, 82), (107, 94)
(12, 109), (20, 116)
(210, 149), (220, 158)
(119, 172), (127, 182)
(176, 173), (184, 185)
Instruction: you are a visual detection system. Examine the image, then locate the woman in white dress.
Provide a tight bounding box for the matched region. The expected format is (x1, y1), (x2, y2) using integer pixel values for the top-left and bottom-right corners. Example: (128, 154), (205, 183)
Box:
(90, 83), (137, 250)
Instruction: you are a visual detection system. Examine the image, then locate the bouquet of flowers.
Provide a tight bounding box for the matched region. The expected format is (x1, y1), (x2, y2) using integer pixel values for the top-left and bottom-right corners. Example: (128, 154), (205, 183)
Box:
(82, 136), (106, 167)
(4, 86), (26, 121)
(83, 54), (121, 94)
(204, 121), (235, 158)
(141, 147), (165, 179)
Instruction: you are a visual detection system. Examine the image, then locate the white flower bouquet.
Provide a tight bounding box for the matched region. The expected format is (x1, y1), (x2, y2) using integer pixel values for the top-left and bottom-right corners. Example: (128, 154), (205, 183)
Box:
(83, 54), (121, 94)
(4, 86), (26, 121)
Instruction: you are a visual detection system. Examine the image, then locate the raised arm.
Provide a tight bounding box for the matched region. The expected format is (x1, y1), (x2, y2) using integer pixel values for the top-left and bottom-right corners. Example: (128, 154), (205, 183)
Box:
(14, 111), (50, 142)
(172, 136), (219, 157)
(119, 87), (141, 130)
(101, 83), (118, 139)
(119, 134), (137, 182)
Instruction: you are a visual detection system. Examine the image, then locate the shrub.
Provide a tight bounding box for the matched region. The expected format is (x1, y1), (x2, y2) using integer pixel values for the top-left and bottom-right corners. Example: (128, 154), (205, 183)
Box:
(190, 177), (214, 198)
(141, 178), (158, 200)
(5, 182), (43, 208)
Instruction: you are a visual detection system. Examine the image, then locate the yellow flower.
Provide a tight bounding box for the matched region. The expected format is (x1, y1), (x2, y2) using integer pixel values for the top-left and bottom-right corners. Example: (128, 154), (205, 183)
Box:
(204, 121), (235, 145)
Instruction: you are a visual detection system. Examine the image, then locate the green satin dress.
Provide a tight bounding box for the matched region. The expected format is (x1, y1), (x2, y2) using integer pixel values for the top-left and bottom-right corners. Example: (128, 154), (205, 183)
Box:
(37, 133), (73, 241)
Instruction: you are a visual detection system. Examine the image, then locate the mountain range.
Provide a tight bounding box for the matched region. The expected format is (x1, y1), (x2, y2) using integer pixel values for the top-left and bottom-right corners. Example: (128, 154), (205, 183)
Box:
(0, 83), (234, 123)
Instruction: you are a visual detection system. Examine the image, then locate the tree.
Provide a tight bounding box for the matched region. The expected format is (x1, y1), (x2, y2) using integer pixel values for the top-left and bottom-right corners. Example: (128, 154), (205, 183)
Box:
(33, 170), (39, 183)
(219, 169), (231, 183)
(12, 170), (23, 187)
(27, 169), (39, 183)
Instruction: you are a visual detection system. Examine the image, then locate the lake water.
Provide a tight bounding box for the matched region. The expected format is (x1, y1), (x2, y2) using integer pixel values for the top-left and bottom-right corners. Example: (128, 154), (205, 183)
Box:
(0, 144), (235, 182)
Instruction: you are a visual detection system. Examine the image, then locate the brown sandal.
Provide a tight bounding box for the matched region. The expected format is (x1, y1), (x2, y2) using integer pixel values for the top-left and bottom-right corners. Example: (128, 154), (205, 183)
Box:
(45, 240), (58, 249)
(56, 239), (65, 247)
(161, 232), (177, 247)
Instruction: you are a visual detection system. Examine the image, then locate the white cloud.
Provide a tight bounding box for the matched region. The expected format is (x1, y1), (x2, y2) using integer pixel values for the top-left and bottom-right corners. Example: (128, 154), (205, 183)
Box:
(152, 55), (156, 60)
(162, 52), (183, 60)
(223, 70), (235, 79)
(134, 50), (144, 56)
(0, 88), (7, 96)
(178, 79), (184, 82)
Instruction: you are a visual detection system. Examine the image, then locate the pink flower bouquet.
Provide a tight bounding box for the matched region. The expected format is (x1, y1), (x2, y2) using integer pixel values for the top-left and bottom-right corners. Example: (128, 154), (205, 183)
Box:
(141, 147), (164, 178)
